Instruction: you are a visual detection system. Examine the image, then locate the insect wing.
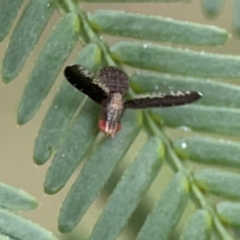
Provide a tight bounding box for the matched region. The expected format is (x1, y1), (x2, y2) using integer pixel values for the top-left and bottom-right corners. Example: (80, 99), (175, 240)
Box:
(98, 67), (129, 94)
(124, 91), (202, 109)
(64, 64), (109, 104)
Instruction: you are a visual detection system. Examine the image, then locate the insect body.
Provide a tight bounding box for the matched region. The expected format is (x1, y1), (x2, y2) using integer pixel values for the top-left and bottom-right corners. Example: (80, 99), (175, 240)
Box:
(64, 65), (202, 137)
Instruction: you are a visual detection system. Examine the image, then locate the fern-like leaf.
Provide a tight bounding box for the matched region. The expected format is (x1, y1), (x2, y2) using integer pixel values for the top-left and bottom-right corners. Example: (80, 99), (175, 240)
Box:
(0, 181), (57, 240)
(2, 1), (240, 240)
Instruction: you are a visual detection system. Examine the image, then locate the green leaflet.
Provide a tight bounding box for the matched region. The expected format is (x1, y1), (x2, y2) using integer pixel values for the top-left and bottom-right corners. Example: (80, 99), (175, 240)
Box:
(2, 0), (54, 82)
(0, 0), (23, 42)
(151, 105), (240, 137)
(88, 10), (228, 45)
(137, 172), (189, 240)
(33, 43), (101, 165)
(180, 210), (211, 240)
(194, 169), (240, 200)
(0, 182), (37, 211)
(110, 41), (240, 78)
(202, 0), (225, 18)
(217, 201), (240, 226)
(17, 13), (79, 125)
(2, 2), (238, 239)
(174, 136), (240, 168)
(233, 0), (240, 35)
(83, 0), (190, 2)
(44, 99), (99, 194)
(130, 72), (240, 108)
(90, 137), (163, 240)
(34, 81), (84, 165)
(58, 112), (141, 232)
(0, 234), (13, 240)
(0, 208), (58, 240)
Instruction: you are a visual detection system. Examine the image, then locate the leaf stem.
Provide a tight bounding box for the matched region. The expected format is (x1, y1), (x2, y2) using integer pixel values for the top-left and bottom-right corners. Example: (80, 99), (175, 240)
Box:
(145, 112), (233, 240)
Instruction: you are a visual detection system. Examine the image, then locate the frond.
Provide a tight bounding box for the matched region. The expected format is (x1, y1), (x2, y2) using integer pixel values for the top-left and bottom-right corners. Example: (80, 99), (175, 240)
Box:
(1, 0), (240, 239)
(0, 181), (57, 239)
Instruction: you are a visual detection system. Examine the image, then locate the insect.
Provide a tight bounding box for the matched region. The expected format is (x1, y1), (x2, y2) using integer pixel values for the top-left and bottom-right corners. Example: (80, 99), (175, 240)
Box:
(64, 65), (202, 137)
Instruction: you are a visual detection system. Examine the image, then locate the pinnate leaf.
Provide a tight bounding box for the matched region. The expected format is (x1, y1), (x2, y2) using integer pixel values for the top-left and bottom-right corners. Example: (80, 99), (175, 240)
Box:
(110, 41), (240, 78)
(180, 210), (211, 240)
(44, 100), (99, 194)
(194, 169), (240, 200)
(202, 0), (225, 18)
(83, 0), (190, 2)
(0, 0), (24, 42)
(0, 182), (37, 211)
(58, 112), (141, 232)
(131, 72), (240, 108)
(88, 10), (228, 45)
(174, 136), (240, 168)
(233, 0), (240, 35)
(90, 137), (163, 240)
(33, 43), (101, 164)
(17, 13), (79, 125)
(137, 172), (189, 240)
(217, 201), (240, 226)
(152, 105), (240, 137)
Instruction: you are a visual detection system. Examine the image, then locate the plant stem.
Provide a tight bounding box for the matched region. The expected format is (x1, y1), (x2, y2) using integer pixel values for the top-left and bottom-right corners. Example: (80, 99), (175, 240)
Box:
(145, 113), (233, 240)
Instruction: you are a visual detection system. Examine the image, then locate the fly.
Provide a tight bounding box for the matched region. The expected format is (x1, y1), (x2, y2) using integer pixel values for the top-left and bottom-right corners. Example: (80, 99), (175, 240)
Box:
(64, 65), (202, 137)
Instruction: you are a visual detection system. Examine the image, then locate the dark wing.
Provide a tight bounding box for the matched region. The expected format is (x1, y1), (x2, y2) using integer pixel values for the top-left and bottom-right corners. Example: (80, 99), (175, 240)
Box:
(98, 67), (129, 95)
(124, 91), (202, 109)
(64, 64), (109, 104)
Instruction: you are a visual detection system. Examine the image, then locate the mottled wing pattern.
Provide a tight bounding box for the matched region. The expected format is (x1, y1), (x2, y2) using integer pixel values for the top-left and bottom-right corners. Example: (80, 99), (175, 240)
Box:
(64, 64), (109, 104)
(124, 91), (202, 109)
(98, 67), (129, 95)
